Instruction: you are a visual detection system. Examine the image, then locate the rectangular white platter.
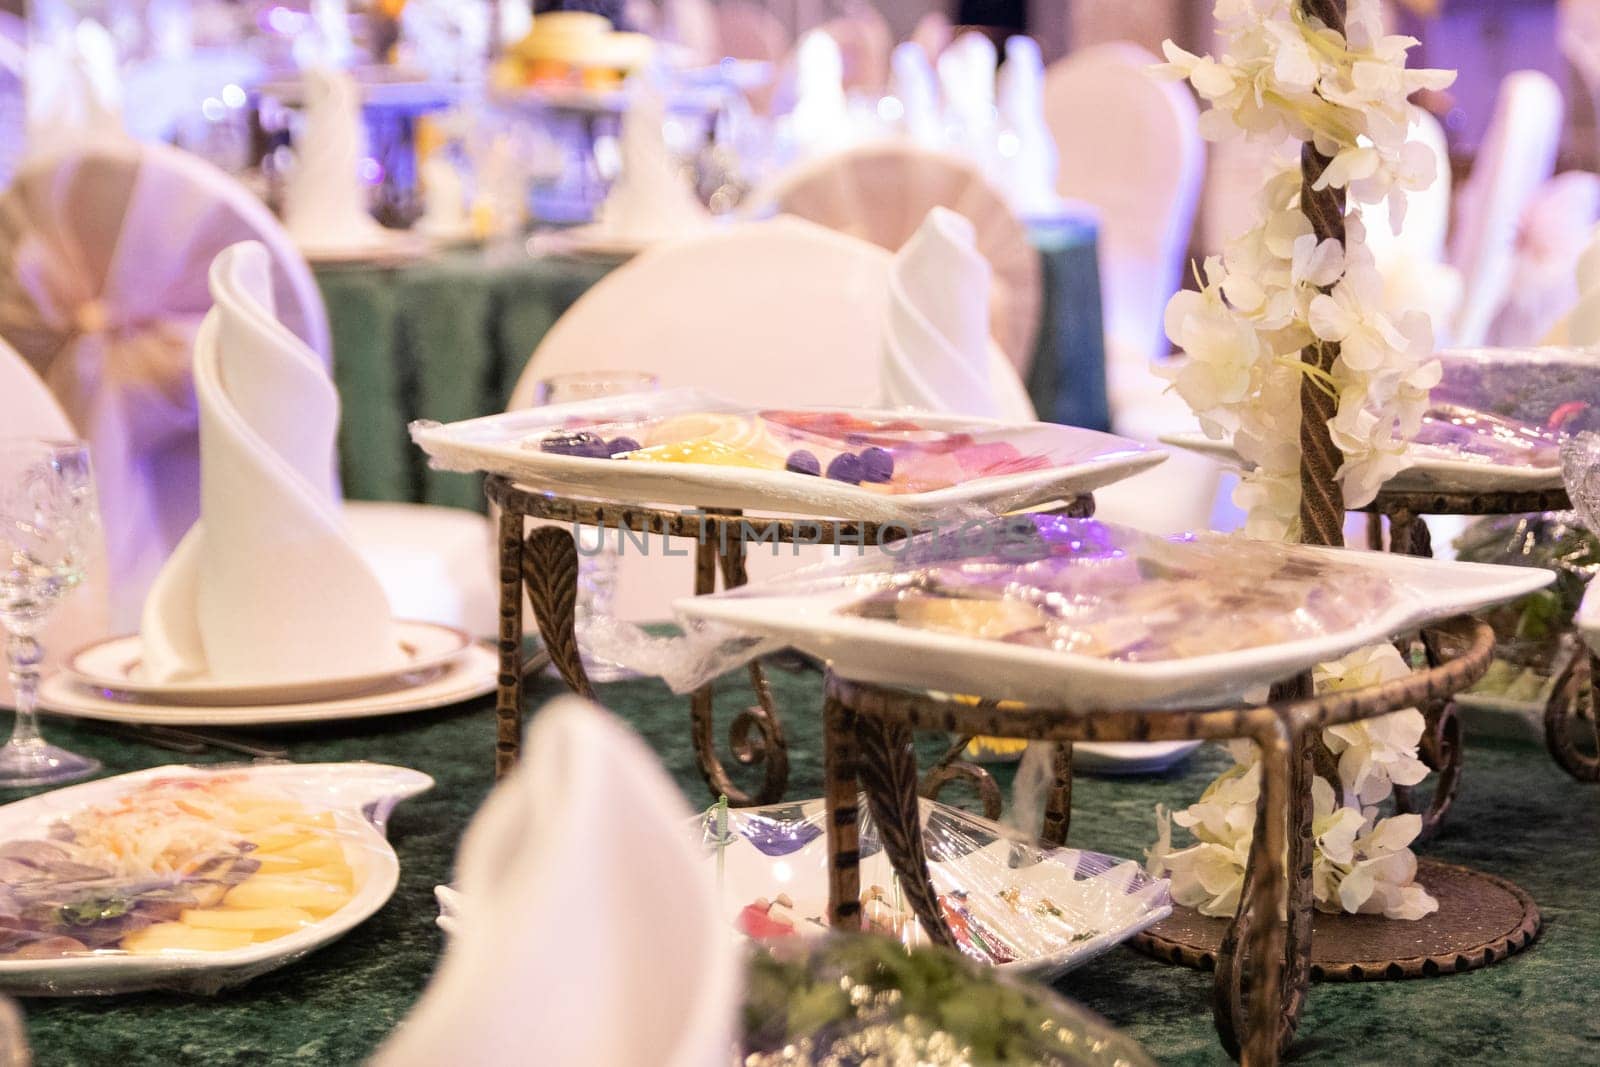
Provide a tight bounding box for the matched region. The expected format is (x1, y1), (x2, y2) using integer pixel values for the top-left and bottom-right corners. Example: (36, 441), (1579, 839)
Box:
(677, 546), (1554, 710)
(411, 389), (1166, 524)
(1161, 431), (1562, 494)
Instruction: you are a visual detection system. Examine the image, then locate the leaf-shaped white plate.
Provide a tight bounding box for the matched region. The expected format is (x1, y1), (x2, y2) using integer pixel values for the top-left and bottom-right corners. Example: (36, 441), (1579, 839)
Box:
(0, 762), (431, 996)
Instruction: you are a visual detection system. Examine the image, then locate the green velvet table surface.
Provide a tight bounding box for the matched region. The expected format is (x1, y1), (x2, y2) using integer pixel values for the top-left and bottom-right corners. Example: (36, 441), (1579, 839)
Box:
(318, 219), (1107, 513)
(14, 667), (1600, 1065)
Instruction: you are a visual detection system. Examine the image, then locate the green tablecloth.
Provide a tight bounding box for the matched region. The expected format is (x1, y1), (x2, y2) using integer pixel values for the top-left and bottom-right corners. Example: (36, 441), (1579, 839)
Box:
(318, 218), (1107, 513)
(17, 668), (1600, 1065)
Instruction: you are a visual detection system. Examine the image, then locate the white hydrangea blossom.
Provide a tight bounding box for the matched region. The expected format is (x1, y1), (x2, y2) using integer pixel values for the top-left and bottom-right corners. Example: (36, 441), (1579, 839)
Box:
(1157, 0), (1455, 538)
(1149, 644), (1440, 921)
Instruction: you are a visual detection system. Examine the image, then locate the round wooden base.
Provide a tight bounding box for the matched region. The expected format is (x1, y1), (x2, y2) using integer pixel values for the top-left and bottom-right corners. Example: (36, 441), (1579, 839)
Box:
(1130, 859), (1540, 981)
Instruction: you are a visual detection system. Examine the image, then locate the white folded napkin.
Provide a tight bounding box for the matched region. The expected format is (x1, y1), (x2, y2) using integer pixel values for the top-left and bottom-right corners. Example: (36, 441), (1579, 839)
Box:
(889, 41), (941, 147)
(996, 36), (1062, 218)
(415, 152), (468, 236)
(377, 696), (739, 1067)
(938, 32), (998, 177)
(25, 18), (124, 144)
(401, 0), (490, 82)
(594, 78), (709, 243)
(787, 30), (851, 156)
(139, 241), (402, 684)
(881, 206), (1034, 421)
(283, 67), (391, 254)
(296, 0), (356, 70)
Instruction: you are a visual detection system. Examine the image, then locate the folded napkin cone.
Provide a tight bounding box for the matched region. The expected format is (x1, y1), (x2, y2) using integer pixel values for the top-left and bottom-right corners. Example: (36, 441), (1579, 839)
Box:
(140, 241), (402, 684)
(881, 206), (1035, 420)
(377, 697), (739, 1067)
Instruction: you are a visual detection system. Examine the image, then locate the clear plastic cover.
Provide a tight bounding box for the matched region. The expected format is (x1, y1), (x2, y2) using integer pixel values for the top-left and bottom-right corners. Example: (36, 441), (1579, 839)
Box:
(0, 763), (430, 996)
(698, 796), (1170, 980)
(409, 388), (1159, 522)
(1420, 347), (1600, 468)
(741, 935), (1159, 1067)
(585, 515), (1415, 696)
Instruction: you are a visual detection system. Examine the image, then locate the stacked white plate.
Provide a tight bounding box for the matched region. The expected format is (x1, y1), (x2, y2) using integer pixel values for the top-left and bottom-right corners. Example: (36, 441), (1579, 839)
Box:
(40, 620), (498, 726)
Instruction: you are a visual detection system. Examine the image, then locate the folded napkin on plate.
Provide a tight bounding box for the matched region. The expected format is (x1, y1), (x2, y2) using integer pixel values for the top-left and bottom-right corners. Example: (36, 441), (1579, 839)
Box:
(1545, 222), (1600, 345)
(995, 36), (1062, 219)
(378, 696), (739, 1067)
(140, 241), (402, 684)
(283, 67), (391, 254)
(788, 30), (851, 156)
(938, 32), (998, 177)
(594, 78), (709, 243)
(881, 206), (1035, 420)
(889, 41), (941, 147)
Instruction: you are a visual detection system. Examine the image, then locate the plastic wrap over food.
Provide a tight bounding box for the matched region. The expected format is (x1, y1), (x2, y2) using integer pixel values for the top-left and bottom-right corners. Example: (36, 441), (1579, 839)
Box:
(742, 935), (1160, 1067)
(1419, 347), (1600, 469)
(697, 796), (1169, 980)
(407, 387), (1160, 523)
(0, 763), (430, 996)
(584, 514), (1418, 696)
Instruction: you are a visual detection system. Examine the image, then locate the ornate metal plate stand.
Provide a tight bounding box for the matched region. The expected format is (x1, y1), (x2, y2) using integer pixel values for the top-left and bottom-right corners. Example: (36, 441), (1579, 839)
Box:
(819, 616), (1536, 1065)
(485, 473), (1090, 804)
(1358, 487), (1600, 791)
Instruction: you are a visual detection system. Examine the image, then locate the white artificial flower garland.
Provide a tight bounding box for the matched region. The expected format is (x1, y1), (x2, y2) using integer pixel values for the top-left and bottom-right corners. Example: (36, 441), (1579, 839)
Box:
(1159, 0), (1454, 540)
(1147, 0), (1455, 920)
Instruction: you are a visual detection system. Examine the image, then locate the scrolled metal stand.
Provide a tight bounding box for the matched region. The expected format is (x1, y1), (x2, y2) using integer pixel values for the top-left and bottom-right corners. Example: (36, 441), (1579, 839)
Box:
(822, 616), (1537, 1065)
(1356, 486), (1600, 795)
(488, 473), (1095, 803)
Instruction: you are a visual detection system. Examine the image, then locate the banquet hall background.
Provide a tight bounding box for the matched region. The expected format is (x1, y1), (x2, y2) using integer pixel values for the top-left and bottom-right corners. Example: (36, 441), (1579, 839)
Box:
(4, 0), (1600, 1065)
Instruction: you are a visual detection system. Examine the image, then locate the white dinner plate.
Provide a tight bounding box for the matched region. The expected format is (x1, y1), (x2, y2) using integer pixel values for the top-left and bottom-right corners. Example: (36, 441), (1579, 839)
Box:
(412, 389), (1167, 525)
(40, 645), (498, 726)
(1071, 741), (1203, 775)
(0, 762), (431, 996)
(1161, 431), (1565, 494)
(301, 231), (432, 268)
(66, 620), (472, 707)
(677, 548), (1554, 710)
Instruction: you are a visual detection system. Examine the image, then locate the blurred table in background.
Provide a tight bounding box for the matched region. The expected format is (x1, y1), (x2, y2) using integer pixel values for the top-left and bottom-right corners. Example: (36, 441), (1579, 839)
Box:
(320, 214), (1106, 511)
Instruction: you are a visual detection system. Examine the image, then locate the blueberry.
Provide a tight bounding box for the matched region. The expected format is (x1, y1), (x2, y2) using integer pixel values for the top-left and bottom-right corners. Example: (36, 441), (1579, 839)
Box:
(540, 431), (609, 459)
(857, 446), (894, 483)
(785, 449), (822, 476)
(825, 452), (863, 484)
(605, 436), (641, 457)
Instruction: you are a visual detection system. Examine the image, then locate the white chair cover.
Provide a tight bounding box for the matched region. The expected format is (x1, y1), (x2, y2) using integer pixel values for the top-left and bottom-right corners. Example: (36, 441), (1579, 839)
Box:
(0, 140), (328, 629)
(1042, 44), (1214, 536)
(818, 8), (892, 95)
(0, 340), (110, 705)
(1043, 42), (1203, 372)
(1360, 107), (1460, 344)
(1492, 171), (1600, 346)
(755, 141), (1042, 376)
(661, 0), (719, 67)
(1547, 223), (1600, 345)
(1448, 70), (1564, 347)
(714, 0), (790, 64)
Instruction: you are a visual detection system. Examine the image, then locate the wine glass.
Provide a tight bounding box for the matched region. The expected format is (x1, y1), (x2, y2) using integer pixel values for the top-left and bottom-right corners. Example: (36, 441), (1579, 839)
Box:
(535, 372), (660, 683)
(0, 440), (102, 788)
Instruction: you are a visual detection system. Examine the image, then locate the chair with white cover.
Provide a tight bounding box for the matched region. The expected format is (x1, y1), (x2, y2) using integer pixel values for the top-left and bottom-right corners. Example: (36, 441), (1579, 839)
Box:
(510, 216), (1034, 621)
(0, 340), (110, 704)
(1360, 107), (1461, 345)
(0, 139), (494, 634)
(714, 0), (790, 65)
(752, 141), (1042, 378)
(1041, 42), (1218, 534)
(1448, 70), (1565, 348)
(1489, 170), (1600, 346)
(1042, 42), (1202, 386)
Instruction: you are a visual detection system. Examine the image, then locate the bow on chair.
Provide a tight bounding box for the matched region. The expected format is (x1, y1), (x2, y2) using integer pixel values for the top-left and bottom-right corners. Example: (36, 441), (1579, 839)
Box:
(0, 203), (205, 628)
